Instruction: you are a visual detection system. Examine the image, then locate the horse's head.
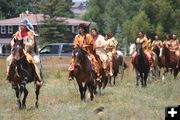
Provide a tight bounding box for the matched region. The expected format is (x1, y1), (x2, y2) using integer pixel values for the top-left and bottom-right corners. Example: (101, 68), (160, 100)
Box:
(12, 38), (24, 61)
(129, 43), (136, 55)
(135, 43), (143, 56)
(72, 47), (87, 67)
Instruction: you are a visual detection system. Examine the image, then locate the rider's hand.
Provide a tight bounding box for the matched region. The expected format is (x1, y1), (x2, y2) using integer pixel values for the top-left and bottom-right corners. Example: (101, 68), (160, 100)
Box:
(83, 45), (89, 48)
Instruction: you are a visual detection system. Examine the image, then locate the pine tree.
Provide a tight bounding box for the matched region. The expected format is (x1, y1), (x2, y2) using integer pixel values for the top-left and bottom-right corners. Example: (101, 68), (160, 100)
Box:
(38, 0), (73, 45)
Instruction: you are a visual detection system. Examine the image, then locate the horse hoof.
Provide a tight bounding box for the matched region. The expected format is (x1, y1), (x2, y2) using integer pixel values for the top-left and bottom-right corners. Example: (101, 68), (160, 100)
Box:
(16, 100), (21, 109)
(21, 104), (26, 109)
(35, 102), (38, 108)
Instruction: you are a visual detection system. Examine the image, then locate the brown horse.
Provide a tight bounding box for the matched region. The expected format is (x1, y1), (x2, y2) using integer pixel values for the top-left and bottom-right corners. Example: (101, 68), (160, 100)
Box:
(160, 45), (179, 80)
(8, 39), (41, 109)
(72, 48), (94, 101)
(109, 52), (127, 86)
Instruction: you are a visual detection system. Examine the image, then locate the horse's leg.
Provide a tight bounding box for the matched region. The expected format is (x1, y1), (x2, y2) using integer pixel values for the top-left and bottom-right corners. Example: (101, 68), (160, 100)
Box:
(79, 84), (84, 101)
(162, 68), (167, 81)
(144, 72), (148, 87)
(102, 76), (108, 89)
(83, 84), (87, 101)
(135, 69), (139, 86)
(22, 86), (28, 109)
(88, 81), (94, 101)
(109, 76), (112, 86)
(35, 85), (41, 108)
(173, 68), (179, 79)
(14, 85), (21, 109)
(140, 72), (144, 87)
(93, 79), (98, 95)
(113, 76), (116, 85)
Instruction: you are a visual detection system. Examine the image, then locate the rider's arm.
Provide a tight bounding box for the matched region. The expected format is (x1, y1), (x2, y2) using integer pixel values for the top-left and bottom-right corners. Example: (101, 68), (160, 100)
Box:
(73, 35), (79, 48)
(24, 32), (35, 50)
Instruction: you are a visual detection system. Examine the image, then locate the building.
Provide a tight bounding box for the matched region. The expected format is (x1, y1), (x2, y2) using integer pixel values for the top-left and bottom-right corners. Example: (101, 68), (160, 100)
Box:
(71, 1), (87, 16)
(0, 12), (91, 55)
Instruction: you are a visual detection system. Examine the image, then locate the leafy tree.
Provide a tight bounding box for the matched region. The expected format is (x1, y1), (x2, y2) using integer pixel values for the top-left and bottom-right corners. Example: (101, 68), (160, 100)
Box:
(123, 11), (152, 43)
(37, 0), (73, 45)
(83, 0), (109, 34)
(0, 0), (33, 19)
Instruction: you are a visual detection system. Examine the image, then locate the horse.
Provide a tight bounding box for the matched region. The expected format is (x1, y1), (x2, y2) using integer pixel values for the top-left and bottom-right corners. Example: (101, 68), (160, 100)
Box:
(72, 47), (94, 101)
(8, 39), (41, 109)
(148, 46), (161, 79)
(93, 54), (108, 95)
(130, 43), (159, 81)
(159, 45), (179, 80)
(109, 50), (127, 86)
(133, 43), (150, 87)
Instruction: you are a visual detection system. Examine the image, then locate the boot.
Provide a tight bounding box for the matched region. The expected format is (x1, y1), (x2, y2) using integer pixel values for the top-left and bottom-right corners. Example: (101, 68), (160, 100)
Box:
(68, 71), (74, 81)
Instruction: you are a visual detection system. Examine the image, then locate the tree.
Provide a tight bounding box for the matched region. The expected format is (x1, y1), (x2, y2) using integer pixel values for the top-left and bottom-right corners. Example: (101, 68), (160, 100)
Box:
(123, 11), (152, 43)
(83, 0), (109, 34)
(37, 0), (73, 45)
(0, 0), (34, 19)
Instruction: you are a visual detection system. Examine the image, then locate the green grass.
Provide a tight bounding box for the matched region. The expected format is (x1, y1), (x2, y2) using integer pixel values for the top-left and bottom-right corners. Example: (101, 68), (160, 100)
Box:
(0, 58), (179, 120)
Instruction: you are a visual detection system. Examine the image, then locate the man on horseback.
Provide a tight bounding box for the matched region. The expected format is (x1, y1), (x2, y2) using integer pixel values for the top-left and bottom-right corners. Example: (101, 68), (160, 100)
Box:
(104, 32), (118, 76)
(91, 28), (108, 73)
(163, 34), (171, 48)
(68, 23), (101, 80)
(170, 34), (180, 67)
(6, 18), (43, 86)
(152, 35), (162, 50)
(132, 32), (153, 67)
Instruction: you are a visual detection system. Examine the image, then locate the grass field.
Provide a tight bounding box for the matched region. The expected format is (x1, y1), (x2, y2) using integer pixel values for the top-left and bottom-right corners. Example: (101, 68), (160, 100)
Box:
(0, 57), (179, 120)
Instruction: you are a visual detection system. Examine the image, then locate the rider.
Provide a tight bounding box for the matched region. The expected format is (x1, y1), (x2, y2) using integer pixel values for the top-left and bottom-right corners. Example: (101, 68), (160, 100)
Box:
(6, 18), (43, 85)
(104, 32), (118, 76)
(68, 23), (101, 80)
(132, 32), (153, 67)
(163, 34), (171, 48)
(151, 35), (163, 50)
(169, 34), (180, 67)
(91, 28), (108, 72)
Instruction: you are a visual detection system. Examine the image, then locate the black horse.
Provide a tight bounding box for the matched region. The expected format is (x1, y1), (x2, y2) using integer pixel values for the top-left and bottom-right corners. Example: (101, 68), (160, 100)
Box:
(8, 39), (41, 109)
(72, 48), (94, 101)
(134, 43), (150, 87)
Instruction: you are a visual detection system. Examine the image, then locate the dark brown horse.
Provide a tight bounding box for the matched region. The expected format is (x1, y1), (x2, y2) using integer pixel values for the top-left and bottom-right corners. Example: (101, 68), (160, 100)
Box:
(160, 45), (179, 80)
(109, 52), (127, 86)
(8, 39), (41, 109)
(72, 48), (94, 101)
(133, 43), (150, 87)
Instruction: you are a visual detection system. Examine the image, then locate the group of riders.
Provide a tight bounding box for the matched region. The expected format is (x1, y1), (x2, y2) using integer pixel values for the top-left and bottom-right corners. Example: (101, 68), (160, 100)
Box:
(131, 31), (180, 69)
(5, 18), (179, 85)
(5, 18), (122, 85)
(68, 23), (120, 81)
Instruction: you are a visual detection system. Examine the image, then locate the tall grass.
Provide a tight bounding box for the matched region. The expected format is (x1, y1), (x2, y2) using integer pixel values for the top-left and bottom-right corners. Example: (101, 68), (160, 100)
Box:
(0, 58), (179, 120)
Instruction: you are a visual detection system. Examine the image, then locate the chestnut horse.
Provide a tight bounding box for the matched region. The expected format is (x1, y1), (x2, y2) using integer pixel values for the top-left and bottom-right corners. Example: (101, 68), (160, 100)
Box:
(8, 39), (41, 109)
(72, 48), (94, 101)
(159, 45), (179, 80)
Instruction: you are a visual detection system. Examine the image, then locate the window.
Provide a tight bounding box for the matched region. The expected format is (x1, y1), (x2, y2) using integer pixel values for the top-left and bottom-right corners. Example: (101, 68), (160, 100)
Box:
(1, 26), (6, 34)
(61, 44), (73, 53)
(39, 45), (59, 54)
(72, 25), (79, 33)
(8, 26), (13, 34)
